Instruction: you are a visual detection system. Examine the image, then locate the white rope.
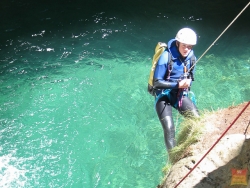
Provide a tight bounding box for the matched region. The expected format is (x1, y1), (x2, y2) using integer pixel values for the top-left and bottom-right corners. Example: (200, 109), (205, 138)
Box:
(189, 2), (250, 71)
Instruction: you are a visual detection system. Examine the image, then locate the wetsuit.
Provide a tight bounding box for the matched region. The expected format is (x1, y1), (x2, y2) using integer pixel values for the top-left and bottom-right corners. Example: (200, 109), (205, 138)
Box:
(153, 39), (199, 151)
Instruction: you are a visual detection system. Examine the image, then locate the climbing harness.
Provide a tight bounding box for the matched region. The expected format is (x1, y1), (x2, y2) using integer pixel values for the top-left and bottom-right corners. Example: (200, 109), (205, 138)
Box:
(154, 89), (196, 109)
(174, 102), (250, 187)
(154, 89), (175, 108)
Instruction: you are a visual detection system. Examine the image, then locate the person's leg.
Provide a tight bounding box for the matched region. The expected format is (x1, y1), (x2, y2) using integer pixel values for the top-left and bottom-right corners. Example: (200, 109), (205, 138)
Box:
(178, 96), (199, 118)
(155, 96), (176, 151)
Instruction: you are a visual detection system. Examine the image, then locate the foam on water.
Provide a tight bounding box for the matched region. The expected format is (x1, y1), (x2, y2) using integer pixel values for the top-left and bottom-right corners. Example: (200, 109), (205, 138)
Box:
(0, 152), (27, 187)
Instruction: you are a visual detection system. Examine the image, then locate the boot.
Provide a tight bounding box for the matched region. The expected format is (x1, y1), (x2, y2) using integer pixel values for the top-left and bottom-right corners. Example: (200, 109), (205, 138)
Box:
(160, 116), (176, 151)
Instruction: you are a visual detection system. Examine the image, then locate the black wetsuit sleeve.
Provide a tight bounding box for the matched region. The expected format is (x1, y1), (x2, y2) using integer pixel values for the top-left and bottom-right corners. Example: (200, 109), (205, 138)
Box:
(153, 78), (178, 89)
(153, 52), (179, 90)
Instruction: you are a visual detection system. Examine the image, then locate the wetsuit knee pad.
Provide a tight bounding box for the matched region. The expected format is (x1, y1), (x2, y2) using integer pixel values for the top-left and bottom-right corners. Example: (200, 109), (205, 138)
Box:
(178, 97), (199, 118)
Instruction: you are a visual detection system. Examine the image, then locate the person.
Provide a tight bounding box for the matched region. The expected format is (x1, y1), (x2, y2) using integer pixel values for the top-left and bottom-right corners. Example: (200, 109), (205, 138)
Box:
(153, 28), (199, 152)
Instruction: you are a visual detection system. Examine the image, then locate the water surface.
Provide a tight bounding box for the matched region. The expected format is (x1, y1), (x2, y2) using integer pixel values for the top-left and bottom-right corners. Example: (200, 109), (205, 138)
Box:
(0, 0), (249, 187)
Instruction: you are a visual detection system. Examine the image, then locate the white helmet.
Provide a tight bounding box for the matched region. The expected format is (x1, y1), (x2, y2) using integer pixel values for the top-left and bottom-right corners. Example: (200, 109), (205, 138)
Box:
(175, 28), (197, 45)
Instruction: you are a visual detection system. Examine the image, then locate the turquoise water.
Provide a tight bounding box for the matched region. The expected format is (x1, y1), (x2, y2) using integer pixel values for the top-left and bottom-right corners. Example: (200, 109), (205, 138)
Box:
(0, 1), (249, 187)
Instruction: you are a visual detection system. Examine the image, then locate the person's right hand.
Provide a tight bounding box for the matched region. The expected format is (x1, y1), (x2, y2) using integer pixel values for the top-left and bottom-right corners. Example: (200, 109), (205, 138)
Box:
(178, 79), (191, 89)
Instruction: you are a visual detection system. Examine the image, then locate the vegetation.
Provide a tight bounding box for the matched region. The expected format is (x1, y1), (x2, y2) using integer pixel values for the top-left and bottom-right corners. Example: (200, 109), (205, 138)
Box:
(162, 113), (206, 175)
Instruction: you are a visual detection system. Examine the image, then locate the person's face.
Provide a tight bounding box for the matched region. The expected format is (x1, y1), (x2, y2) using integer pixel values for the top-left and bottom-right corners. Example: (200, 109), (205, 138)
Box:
(178, 42), (193, 57)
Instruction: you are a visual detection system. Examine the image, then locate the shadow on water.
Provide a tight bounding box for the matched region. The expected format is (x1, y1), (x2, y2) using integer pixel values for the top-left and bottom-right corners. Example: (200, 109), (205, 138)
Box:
(0, 0), (249, 40)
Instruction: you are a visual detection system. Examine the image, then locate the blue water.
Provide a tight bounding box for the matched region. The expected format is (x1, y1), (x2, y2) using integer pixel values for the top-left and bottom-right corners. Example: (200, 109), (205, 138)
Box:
(0, 0), (249, 187)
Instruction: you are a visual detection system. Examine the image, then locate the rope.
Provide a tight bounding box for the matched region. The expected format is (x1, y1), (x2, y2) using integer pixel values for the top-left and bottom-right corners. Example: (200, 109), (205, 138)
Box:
(188, 1), (250, 72)
(244, 120), (250, 136)
(174, 101), (250, 188)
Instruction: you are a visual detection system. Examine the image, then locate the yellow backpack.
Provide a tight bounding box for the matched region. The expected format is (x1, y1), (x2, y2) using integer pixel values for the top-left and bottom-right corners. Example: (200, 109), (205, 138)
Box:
(147, 42), (169, 96)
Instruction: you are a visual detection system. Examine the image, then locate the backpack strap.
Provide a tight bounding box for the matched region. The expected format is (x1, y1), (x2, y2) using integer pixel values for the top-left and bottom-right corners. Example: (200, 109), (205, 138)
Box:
(166, 52), (173, 80)
(189, 54), (196, 81)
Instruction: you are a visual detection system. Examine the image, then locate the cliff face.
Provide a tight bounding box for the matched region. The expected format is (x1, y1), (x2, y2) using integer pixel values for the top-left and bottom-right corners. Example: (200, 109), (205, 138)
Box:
(159, 102), (250, 188)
